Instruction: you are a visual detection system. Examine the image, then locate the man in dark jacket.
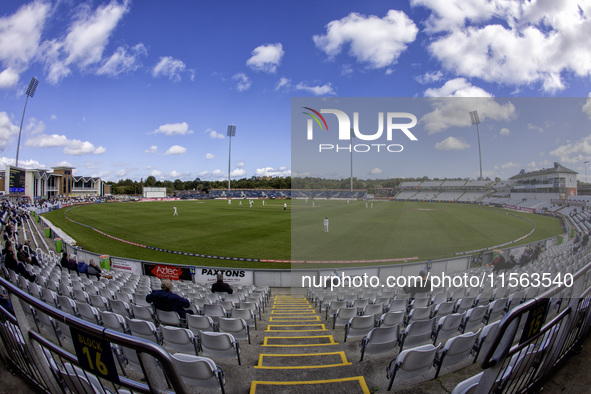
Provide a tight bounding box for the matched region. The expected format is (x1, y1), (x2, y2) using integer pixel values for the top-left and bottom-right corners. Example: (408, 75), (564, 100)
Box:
(211, 274), (233, 294)
(146, 279), (191, 317)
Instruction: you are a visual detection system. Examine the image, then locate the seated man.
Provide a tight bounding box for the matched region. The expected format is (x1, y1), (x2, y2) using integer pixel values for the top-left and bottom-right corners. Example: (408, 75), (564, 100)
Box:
(211, 273), (233, 294)
(403, 270), (431, 298)
(146, 279), (192, 318)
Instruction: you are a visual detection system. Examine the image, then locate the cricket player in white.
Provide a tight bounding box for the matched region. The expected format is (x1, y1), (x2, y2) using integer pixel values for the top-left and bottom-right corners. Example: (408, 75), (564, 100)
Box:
(324, 217), (329, 232)
(173, 206), (178, 215)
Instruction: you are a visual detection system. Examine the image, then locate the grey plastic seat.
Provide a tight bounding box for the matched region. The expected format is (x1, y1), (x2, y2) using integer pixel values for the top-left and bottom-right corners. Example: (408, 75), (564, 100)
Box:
(57, 295), (78, 317)
(400, 318), (435, 351)
(100, 311), (128, 334)
(484, 299), (507, 324)
(387, 343), (441, 390)
(40, 288), (59, 309)
(126, 317), (160, 344)
(406, 306), (432, 325)
(325, 300), (348, 320)
(344, 315), (375, 342)
(378, 311), (405, 328)
(157, 309), (183, 327)
(460, 305), (488, 333)
(238, 301), (261, 321)
(199, 331), (241, 365)
(359, 325), (400, 361)
(473, 321), (501, 363)
(218, 317), (250, 344)
(161, 325), (198, 355)
(203, 304), (228, 324)
(110, 299), (132, 318)
(89, 294), (110, 312)
(187, 314), (216, 337)
(131, 304), (157, 324)
(434, 330), (480, 378)
(171, 353), (226, 393)
(75, 301), (101, 326)
(72, 289), (89, 303)
(455, 297), (476, 314)
(229, 308), (257, 331)
(432, 301), (455, 319)
(432, 313), (464, 344)
(451, 372), (483, 394)
(387, 299), (408, 313)
(332, 307), (357, 329)
(361, 303), (384, 324)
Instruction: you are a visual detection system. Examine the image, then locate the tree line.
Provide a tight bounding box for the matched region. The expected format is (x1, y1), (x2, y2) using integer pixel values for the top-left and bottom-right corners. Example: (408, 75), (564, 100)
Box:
(108, 175), (483, 195)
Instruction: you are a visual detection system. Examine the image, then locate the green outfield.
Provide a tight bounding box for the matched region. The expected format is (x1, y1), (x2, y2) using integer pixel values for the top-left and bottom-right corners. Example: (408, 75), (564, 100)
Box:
(42, 199), (563, 268)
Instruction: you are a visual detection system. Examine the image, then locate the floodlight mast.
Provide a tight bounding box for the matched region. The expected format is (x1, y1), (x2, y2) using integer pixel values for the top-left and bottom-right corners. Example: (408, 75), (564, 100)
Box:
(469, 110), (482, 180)
(227, 125), (236, 191)
(350, 128), (354, 192)
(16, 77), (39, 168)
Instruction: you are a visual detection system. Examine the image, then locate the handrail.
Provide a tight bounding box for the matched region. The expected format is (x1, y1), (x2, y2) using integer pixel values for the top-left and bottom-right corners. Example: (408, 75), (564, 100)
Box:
(480, 258), (591, 369)
(0, 276), (189, 394)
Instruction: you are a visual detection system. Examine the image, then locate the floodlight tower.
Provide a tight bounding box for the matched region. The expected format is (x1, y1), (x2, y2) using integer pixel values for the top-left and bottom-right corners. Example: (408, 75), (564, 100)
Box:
(469, 110), (483, 180)
(16, 77), (39, 168)
(227, 125), (236, 191)
(350, 128), (354, 191)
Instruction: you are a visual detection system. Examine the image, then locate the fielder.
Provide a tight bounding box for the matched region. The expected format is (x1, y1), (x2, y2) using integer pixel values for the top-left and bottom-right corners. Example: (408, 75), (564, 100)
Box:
(324, 217), (329, 233)
(173, 206), (178, 216)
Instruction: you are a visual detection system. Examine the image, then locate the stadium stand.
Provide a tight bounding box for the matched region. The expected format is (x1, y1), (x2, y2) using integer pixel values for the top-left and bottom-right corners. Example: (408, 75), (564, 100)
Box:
(0, 199), (590, 393)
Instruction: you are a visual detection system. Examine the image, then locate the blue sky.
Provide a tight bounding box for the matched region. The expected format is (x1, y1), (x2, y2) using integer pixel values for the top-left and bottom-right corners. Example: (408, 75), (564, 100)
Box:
(0, 1), (591, 182)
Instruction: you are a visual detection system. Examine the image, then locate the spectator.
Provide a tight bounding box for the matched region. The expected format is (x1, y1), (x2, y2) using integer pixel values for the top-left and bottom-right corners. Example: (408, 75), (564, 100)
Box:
(146, 279), (192, 318)
(211, 274), (233, 294)
(2, 240), (35, 283)
(403, 270), (431, 298)
(59, 252), (69, 270)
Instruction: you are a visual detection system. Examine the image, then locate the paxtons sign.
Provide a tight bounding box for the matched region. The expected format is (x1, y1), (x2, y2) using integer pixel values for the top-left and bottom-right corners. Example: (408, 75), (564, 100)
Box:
(303, 107), (418, 153)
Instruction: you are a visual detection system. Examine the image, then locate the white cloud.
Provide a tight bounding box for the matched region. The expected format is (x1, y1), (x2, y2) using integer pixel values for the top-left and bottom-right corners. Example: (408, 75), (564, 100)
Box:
(236, 161), (245, 169)
(246, 43), (284, 73)
(0, 112), (19, 151)
(424, 78), (492, 97)
(0, 156), (44, 169)
(25, 133), (106, 155)
(501, 161), (519, 169)
(97, 43), (146, 77)
(583, 98), (591, 120)
(150, 122), (193, 136)
(207, 128), (225, 139)
(255, 167), (291, 177)
(164, 145), (187, 155)
(550, 134), (591, 164)
(145, 145), (157, 154)
(233, 73), (251, 92)
(275, 78), (335, 95)
(41, 1), (130, 84)
(313, 10), (418, 69)
(415, 0), (591, 93)
(152, 56), (187, 82)
(420, 95), (516, 134)
(0, 2), (50, 88)
(415, 70), (444, 84)
(230, 168), (246, 177)
(205, 153), (215, 159)
(274, 77), (290, 91)
(435, 136), (470, 150)
(370, 168), (383, 175)
(294, 82), (334, 96)
(26, 118), (45, 135)
(500, 127), (510, 136)
(527, 123), (545, 133)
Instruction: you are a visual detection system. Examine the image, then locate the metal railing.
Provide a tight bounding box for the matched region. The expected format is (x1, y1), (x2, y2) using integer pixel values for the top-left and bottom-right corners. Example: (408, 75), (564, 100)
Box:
(0, 276), (189, 394)
(475, 251), (591, 393)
